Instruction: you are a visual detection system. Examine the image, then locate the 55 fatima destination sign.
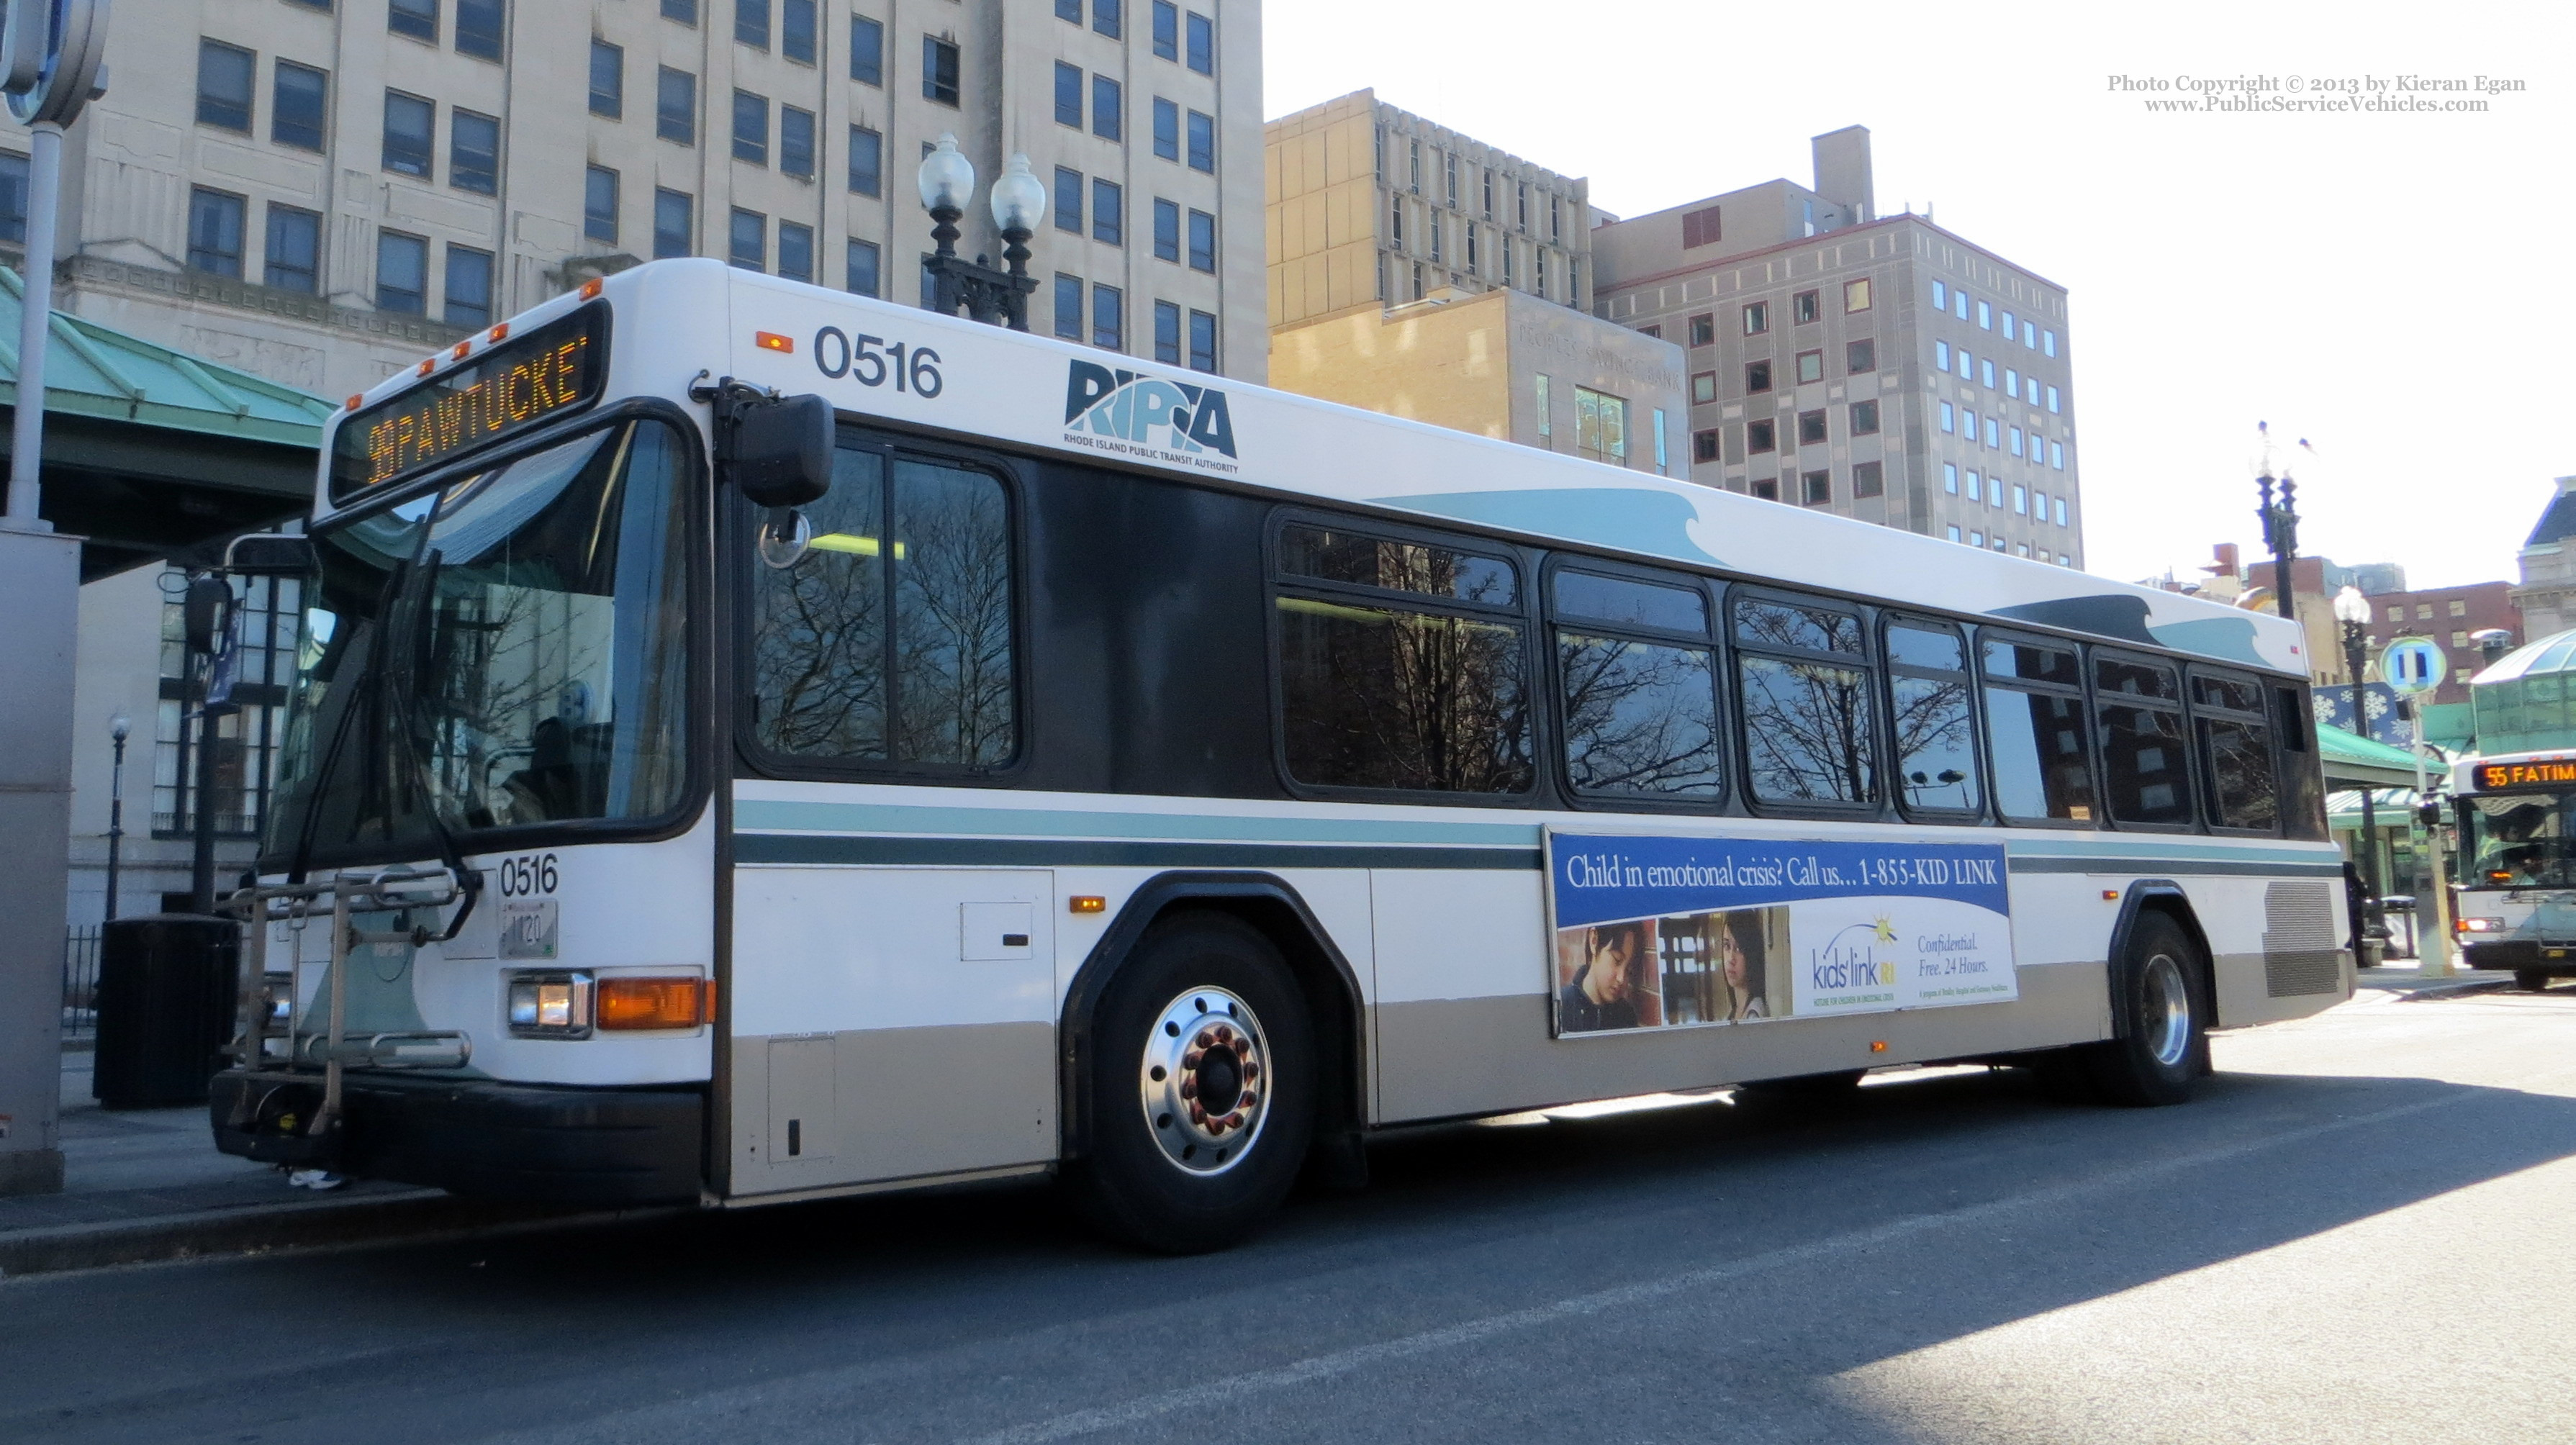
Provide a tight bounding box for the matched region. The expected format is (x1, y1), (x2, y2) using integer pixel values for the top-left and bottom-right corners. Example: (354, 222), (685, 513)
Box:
(1542, 830), (2016, 1037)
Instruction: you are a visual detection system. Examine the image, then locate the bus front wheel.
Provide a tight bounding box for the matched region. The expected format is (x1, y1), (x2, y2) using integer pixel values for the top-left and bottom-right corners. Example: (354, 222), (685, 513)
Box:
(1065, 912), (1316, 1254)
(2081, 914), (2210, 1107)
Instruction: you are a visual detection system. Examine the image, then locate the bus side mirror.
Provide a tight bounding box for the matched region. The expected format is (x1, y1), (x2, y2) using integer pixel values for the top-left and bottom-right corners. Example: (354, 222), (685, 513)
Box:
(726, 391), (834, 509)
(222, 534), (317, 577)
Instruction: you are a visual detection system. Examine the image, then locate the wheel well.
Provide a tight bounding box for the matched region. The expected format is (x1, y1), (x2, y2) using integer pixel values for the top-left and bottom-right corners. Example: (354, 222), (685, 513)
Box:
(1061, 875), (1366, 1162)
(2115, 888), (2216, 1033)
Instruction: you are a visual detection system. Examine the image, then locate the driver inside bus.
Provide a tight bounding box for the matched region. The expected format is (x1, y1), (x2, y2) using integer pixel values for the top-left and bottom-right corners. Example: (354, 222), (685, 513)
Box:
(1561, 921), (1647, 1032)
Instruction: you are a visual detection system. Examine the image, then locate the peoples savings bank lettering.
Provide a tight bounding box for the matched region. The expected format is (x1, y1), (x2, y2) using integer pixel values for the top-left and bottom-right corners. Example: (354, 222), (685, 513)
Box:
(1061, 360), (1239, 474)
(360, 334), (593, 486)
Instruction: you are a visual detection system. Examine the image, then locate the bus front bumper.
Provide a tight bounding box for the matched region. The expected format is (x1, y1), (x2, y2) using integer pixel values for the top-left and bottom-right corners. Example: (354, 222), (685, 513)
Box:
(209, 1070), (706, 1206)
(2462, 941), (2576, 975)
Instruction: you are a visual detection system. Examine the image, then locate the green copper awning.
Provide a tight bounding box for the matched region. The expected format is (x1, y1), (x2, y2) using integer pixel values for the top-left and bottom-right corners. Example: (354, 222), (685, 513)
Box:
(2319, 720), (2421, 789)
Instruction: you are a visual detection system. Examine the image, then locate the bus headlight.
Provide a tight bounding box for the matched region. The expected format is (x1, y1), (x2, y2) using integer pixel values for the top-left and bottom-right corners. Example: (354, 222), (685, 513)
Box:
(506, 971), (594, 1038)
(2457, 917), (2508, 934)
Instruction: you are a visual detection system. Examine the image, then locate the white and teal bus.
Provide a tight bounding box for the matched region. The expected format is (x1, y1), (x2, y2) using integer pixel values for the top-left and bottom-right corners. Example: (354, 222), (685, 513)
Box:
(211, 259), (2349, 1250)
(2454, 748), (2576, 989)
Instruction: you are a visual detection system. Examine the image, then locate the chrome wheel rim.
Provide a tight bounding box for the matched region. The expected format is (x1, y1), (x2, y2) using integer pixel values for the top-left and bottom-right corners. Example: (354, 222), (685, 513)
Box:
(2141, 953), (2192, 1068)
(1139, 987), (1270, 1177)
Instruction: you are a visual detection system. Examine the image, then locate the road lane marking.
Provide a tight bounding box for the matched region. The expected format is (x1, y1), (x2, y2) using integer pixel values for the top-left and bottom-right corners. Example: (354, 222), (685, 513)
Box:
(959, 1092), (2478, 1445)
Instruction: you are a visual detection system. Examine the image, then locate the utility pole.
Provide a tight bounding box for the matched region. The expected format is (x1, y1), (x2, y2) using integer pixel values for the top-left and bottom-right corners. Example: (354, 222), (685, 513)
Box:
(0, 0), (110, 1199)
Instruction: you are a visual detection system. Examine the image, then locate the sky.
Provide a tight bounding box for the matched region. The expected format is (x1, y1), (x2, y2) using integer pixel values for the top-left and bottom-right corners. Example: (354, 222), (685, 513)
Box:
(1262, 0), (2576, 592)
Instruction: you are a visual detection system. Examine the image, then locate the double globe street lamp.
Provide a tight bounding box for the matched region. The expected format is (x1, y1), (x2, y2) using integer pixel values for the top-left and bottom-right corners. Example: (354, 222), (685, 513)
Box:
(2331, 584), (2387, 966)
(916, 134), (1046, 332)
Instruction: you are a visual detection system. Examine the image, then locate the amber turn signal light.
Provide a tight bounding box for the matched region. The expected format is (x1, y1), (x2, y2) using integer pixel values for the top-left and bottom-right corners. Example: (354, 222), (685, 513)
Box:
(1069, 895), (1107, 914)
(597, 977), (713, 1030)
(755, 330), (794, 353)
(1868, 1040), (1889, 1054)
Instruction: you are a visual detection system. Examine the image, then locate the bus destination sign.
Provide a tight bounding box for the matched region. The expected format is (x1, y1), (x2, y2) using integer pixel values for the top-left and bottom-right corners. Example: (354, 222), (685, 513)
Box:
(2472, 759), (2576, 794)
(329, 304), (608, 502)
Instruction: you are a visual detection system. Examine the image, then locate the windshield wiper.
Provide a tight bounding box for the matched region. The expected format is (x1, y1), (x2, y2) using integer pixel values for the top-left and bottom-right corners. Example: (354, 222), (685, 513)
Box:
(286, 558), (409, 887)
(385, 548), (484, 946)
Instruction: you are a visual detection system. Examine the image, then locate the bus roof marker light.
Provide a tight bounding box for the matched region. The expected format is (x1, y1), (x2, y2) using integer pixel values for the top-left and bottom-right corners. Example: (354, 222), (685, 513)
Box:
(580, 277), (603, 299)
(756, 331), (794, 353)
(1869, 1041), (1889, 1053)
(487, 323), (509, 343)
(415, 358), (435, 377)
(451, 341), (471, 361)
(345, 394), (362, 411)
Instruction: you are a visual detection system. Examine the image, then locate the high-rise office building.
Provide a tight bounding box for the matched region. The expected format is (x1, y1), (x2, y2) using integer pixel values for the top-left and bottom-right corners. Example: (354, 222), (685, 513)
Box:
(1591, 127), (2084, 568)
(8, 0), (1267, 399)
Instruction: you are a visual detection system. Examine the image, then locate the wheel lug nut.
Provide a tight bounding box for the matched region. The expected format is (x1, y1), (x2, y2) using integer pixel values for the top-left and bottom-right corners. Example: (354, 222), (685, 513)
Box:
(1183, 1048), (1203, 1068)
(1224, 1113), (1243, 1129)
(1243, 1061), (1259, 1080)
(1189, 1102), (1206, 1123)
(1239, 1091), (1255, 1108)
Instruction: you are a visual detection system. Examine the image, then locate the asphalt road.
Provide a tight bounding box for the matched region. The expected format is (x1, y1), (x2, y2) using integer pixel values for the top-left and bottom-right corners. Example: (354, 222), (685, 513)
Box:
(10, 979), (2576, 1445)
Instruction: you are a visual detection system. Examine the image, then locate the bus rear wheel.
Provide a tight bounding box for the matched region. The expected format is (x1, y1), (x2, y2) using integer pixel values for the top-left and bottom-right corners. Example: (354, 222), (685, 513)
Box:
(2081, 914), (2209, 1107)
(1065, 912), (1315, 1254)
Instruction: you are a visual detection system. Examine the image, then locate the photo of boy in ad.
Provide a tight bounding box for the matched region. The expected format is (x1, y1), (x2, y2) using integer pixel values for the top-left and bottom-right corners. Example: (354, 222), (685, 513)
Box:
(1555, 919), (1660, 1033)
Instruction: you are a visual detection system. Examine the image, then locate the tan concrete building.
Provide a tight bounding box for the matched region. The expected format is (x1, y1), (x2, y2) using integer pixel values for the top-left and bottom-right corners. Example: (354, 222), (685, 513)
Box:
(5, 0), (1268, 399)
(2514, 477), (2576, 642)
(1265, 89), (1588, 330)
(1591, 127), (2085, 566)
(1270, 285), (1685, 474)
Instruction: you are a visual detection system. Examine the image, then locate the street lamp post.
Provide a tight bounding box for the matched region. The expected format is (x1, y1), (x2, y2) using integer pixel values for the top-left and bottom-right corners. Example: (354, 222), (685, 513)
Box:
(104, 713), (128, 923)
(2332, 586), (2384, 964)
(2255, 474), (2299, 622)
(916, 135), (1044, 332)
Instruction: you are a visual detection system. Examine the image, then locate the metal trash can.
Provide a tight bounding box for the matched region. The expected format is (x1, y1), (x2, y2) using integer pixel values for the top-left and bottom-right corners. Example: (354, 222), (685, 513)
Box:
(92, 914), (240, 1110)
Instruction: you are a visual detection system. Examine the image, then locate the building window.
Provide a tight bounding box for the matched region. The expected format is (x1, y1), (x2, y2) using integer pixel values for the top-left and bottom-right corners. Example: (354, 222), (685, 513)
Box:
(851, 15), (882, 83)
(1092, 178), (1124, 245)
(1796, 409), (1827, 447)
(845, 238), (879, 295)
(1935, 340), (1950, 371)
(1954, 289), (1969, 320)
(450, 109), (499, 194)
(1187, 109), (1214, 172)
(1152, 198), (1180, 263)
(1093, 75), (1122, 140)
(736, 0), (769, 47)
(1984, 416), (1999, 448)
(455, 0), (504, 58)
(1943, 462), (1958, 494)
(1055, 166), (1083, 232)
(2000, 309), (2016, 340)
(1387, 194), (1401, 248)
(653, 188), (692, 258)
(2043, 329), (2058, 357)
(2046, 385), (2061, 414)
(196, 41), (256, 132)
(186, 188), (246, 277)
(1093, 283), (1123, 350)
(2012, 484), (2028, 515)
(2005, 367), (2019, 397)
(2023, 320), (2038, 348)
(389, 0), (438, 42)
(1791, 289), (1819, 325)
(1153, 299), (1182, 363)
(1976, 299), (1992, 329)
(1956, 348), (1972, 379)
(781, 105), (815, 178)
(382, 91), (434, 177)
(1185, 9), (1214, 73)
(582, 165), (620, 243)
(1188, 309), (1217, 372)
(1980, 358), (1996, 389)
(1054, 63), (1081, 127)
(1693, 429), (1720, 463)
(1691, 371), (1717, 405)
(1637, 323), (1658, 340)
(1171, 207), (1211, 273)
(1966, 471), (1981, 503)
(2010, 426), (2024, 458)
(1535, 373), (1551, 445)
(657, 68), (697, 145)
(1056, 0), (1081, 20)
(443, 243), (492, 327)
(2054, 496), (2068, 525)
(1844, 277), (1872, 312)
(263, 204), (320, 292)
(1850, 399), (1879, 435)
(1747, 418), (1776, 453)
(1152, 0), (1178, 59)
(587, 40), (624, 118)
(2051, 441), (2065, 469)
(732, 91), (769, 164)
(1932, 280), (1948, 310)
(783, 0), (817, 63)
(1152, 97), (1180, 160)
(1465, 225), (1478, 275)
(1802, 470), (1831, 506)
(1681, 204), (1721, 249)
(847, 124), (881, 195)
(664, 0), (697, 22)
(265, 60), (330, 152)
(1846, 338), (1874, 373)
(922, 35), (959, 105)
(1753, 477), (1780, 502)
(1795, 350), (1822, 384)
(2447, 599), (2468, 617)
(1732, 361), (1766, 395)
(1574, 386), (1628, 464)
(376, 230), (428, 312)
(728, 207), (765, 270)
(1054, 274), (1082, 340)
(778, 221), (813, 282)
(1743, 301), (1768, 335)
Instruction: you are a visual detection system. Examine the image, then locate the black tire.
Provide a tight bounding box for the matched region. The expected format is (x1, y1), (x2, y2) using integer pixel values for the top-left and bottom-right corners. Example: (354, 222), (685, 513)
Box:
(1062, 912), (1315, 1254)
(2516, 969), (2552, 992)
(2079, 913), (2209, 1107)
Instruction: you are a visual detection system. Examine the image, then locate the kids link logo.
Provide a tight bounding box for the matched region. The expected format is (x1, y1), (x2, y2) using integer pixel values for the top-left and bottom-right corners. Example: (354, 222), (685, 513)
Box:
(1062, 361), (1239, 471)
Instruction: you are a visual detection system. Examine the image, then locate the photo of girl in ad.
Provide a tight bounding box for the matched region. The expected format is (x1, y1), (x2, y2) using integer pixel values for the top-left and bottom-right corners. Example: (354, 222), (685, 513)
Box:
(1554, 919), (1663, 1033)
(1717, 907), (1772, 1020)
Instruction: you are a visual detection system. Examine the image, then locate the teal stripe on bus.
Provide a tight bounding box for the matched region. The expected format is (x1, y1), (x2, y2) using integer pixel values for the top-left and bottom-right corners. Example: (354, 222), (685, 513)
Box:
(733, 798), (1540, 848)
(735, 833), (1545, 871)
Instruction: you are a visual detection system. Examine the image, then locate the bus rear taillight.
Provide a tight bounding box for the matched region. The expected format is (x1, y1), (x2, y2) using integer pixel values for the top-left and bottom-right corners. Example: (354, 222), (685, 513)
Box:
(597, 977), (713, 1030)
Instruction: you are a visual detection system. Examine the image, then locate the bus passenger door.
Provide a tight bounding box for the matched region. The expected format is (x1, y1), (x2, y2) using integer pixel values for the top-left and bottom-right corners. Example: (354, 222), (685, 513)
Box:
(730, 866), (1057, 1195)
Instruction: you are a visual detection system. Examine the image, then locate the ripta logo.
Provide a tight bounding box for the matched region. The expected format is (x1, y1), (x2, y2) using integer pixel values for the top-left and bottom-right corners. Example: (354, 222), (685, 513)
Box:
(1063, 361), (1237, 458)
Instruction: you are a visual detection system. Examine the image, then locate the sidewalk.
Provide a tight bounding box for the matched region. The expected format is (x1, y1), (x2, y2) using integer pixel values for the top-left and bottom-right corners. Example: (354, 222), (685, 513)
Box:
(0, 1049), (611, 1279)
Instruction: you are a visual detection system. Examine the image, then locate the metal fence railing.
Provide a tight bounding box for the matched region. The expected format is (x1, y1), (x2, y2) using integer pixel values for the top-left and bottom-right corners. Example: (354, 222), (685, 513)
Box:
(63, 925), (101, 1041)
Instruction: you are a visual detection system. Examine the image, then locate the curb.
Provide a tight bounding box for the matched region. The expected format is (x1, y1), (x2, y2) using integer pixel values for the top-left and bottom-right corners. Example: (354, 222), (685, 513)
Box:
(0, 1190), (649, 1279)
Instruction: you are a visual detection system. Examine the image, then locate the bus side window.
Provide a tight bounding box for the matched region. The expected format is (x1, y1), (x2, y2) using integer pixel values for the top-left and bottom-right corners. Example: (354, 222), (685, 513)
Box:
(1884, 619), (1980, 816)
(1733, 593), (1878, 808)
(1552, 568), (1724, 802)
(2274, 684), (2327, 841)
(2190, 671), (2277, 833)
(2094, 655), (2192, 828)
(1980, 635), (2096, 825)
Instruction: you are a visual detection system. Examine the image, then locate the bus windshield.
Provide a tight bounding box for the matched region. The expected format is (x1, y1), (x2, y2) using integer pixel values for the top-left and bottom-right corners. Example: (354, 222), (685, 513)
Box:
(2464, 792), (2576, 889)
(264, 418), (695, 864)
